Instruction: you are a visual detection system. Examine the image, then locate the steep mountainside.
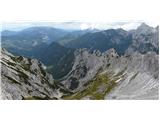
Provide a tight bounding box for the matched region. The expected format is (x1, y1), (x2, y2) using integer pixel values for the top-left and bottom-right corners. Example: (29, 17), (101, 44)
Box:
(57, 29), (99, 45)
(2, 27), (68, 43)
(0, 48), (70, 100)
(37, 42), (75, 79)
(61, 49), (159, 99)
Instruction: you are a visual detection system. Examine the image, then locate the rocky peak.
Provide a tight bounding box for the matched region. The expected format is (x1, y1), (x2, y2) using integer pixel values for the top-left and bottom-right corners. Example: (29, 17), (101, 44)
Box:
(126, 23), (159, 54)
(136, 23), (156, 34)
(74, 48), (89, 56)
(92, 49), (102, 57)
(102, 48), (119, 58)
(155, 25), (159, 30)
(138, 23), (150, 28)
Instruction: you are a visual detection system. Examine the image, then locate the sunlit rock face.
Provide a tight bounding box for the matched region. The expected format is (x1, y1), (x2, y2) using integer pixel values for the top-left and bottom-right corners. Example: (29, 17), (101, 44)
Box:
(61, 48), (159, 100)
(0, 48), (58, 100)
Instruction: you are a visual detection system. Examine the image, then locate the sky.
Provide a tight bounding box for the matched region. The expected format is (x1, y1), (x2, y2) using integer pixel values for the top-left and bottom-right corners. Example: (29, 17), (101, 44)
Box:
(1, 21), (158, 31)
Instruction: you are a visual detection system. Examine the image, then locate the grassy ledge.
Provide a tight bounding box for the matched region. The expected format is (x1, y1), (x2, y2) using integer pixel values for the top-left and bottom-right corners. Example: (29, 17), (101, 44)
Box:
(62, 73), (117, 100)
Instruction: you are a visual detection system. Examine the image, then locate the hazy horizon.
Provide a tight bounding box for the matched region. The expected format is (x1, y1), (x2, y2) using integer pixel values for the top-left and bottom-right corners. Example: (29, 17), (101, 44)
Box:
(1, 21), (158, 32)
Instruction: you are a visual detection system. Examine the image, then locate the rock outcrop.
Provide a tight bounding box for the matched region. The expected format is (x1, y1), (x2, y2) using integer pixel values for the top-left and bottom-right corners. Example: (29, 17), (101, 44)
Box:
(61, 48), (159, 100)
(0, 48), (65, 100)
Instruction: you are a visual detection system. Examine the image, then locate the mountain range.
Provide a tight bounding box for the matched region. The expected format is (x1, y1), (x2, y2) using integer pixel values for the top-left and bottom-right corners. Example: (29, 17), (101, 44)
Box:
(0, 22), (159, 100)
(65, 23), (159, 54)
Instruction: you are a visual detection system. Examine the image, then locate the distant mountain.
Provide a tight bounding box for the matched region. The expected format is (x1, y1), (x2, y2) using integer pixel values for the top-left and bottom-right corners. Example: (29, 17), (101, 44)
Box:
(1, 30), (18, 36)
(2, 27), (69, 43)
(126, 23), (159, 54)
(65, 28), (132, 54)
(1, 27), (69, 54)
(65, 23), (159, 54)
(56, 29), (99, 45)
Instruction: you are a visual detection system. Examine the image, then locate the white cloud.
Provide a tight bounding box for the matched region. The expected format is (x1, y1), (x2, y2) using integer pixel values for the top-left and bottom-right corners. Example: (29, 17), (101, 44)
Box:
(79, 22), (142, 30)
(111, 22), (142, 30)
(2, 21), (157, 31)
(80, 23), (90, 30)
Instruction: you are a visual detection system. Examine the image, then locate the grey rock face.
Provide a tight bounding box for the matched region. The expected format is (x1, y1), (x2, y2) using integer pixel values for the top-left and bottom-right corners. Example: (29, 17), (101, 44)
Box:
(105, 51), (159, 99)
(0, 48), (59, 100)
(61, 48), (105, 91)
(62, 48), (159, 99)
(126, 23), (159, 54)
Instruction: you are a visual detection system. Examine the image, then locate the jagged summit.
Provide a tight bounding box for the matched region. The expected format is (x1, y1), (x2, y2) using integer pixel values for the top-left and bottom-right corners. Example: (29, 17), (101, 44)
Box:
(136, 22), (156, 34)
(102, 48), (119, 57)
(138, 23), (151, 28)
(61, 48), (159, 99)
